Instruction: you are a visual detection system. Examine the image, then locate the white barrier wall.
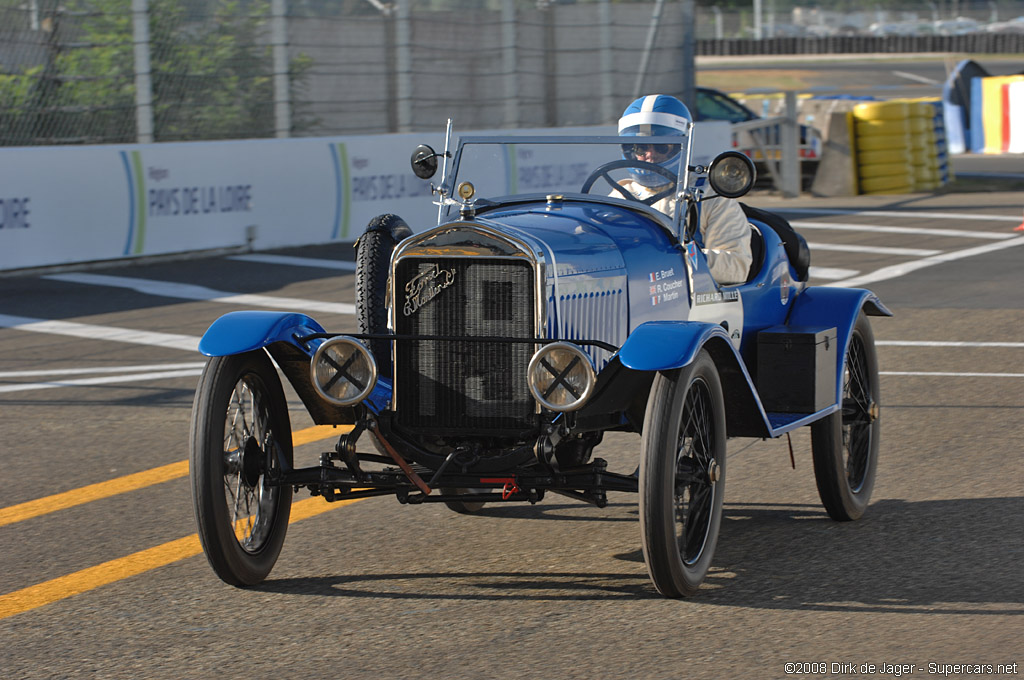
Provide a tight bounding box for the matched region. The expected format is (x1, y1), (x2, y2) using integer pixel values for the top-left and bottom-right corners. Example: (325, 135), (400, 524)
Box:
(0, 123), (730, 272)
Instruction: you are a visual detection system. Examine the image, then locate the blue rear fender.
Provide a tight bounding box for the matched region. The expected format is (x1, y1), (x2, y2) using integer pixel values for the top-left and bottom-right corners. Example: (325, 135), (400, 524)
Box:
(786, 287), (892, 404)
(198, 310), (326, 357)
(616, 320), (772, 439)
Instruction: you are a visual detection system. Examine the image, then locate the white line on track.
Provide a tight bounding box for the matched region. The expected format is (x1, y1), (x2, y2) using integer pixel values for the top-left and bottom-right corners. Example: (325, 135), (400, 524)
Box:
(44, 273), (356, 316)
(0, 362), (206, 378)
(809, 266), (860, 280)
(891, 70), (941, 85)
(806, 242), (941, 256)
(0, 315), (200, 351)
(880, 371), (1024, 378)
(0, 369), (204, 394)
(778, 206), (1019, 223)
(876, 340), (1024, 348)
(228, 254), (358, 271)
(792, 221), (1014, 240)
(826, 235), (1024, 287)
(780, 208), (1023, 223)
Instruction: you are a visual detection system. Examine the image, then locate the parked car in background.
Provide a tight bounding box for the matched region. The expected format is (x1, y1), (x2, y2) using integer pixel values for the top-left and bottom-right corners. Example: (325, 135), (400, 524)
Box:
(695, 86), (821, 188)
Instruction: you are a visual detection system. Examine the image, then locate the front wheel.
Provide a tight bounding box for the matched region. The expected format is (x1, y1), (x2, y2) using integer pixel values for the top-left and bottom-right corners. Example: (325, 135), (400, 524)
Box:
(190, 350), (293, 586)
(639, 350), (726, 598)
(811, 312), (880, 521)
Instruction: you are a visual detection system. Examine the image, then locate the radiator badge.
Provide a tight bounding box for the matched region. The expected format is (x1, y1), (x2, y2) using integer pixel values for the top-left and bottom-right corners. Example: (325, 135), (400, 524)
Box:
(403, 263), (456, 316)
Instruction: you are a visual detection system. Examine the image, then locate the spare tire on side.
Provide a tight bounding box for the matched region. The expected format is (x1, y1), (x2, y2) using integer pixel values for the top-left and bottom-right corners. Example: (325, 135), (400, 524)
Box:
(355, 214), (412, 377)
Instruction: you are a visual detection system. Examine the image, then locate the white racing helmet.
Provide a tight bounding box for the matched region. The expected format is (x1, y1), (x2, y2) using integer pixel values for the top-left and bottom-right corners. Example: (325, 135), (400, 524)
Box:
(618, 94), (692, 188)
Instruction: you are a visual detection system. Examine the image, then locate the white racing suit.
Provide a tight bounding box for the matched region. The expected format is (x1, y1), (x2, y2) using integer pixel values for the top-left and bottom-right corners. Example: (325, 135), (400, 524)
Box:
(615, 180), (753, 285)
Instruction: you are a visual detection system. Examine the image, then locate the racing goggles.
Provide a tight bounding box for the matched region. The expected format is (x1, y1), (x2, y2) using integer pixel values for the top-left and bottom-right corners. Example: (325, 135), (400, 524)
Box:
(621, 143), (680, 158)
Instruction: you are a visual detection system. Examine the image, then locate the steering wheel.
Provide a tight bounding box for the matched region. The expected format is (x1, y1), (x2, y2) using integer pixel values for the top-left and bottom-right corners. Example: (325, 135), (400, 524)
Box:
(580, 159), (678, 207)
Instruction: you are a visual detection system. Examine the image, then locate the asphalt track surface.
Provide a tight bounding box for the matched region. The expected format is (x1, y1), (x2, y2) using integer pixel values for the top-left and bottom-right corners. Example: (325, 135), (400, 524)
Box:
(2, 189), (1022, 676)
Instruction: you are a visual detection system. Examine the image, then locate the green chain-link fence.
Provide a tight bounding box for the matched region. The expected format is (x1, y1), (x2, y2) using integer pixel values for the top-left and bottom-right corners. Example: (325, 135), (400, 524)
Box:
(2, 0), (1022, 146)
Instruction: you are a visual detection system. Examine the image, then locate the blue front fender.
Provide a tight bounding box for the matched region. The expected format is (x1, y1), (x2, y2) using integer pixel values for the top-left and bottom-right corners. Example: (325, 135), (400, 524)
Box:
(617, 320), (733, 371)
(198, 310), (326, 357)
(615, 320), (774, 438)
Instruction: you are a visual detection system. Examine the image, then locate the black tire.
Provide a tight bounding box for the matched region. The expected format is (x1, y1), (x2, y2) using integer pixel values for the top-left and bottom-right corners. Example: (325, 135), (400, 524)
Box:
(190, 350), (293, 586)
(440, 488), (487, 515)
(639, 350), (726, 598)
(356, 214), (412, 376)
(811, 312), (880, 521)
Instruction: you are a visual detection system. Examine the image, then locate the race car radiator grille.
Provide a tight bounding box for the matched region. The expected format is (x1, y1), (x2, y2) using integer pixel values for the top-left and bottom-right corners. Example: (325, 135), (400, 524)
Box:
(394, 257), (536, 434)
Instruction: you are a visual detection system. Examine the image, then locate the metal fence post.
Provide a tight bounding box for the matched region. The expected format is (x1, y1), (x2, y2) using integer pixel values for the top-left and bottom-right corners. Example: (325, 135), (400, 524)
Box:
(502, 0), (519, 128)
(632, 0), (664, 100)
(780, 90), (800, 197)
(680, 0), (696, 113)
(131, 0), (153, 143)
(542, 0), (557, 128)
(271, 0), (291, 138)
(599, 0), (614, 124)
(395, 0), (412, 132)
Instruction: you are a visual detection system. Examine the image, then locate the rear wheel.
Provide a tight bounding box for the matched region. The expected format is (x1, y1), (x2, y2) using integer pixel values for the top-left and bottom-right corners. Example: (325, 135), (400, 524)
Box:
(190, 350), (293, 586)
(811, 312), (880, 521)
(639, 350), (726, 598)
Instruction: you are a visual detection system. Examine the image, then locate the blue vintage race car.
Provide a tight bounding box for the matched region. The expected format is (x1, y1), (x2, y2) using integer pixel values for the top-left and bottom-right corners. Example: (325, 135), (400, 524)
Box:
(189, 123), (890, 598)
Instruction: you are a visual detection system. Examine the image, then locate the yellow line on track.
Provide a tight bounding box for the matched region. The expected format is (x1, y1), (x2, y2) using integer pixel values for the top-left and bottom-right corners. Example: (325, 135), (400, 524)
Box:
(0, 495), (364, 620)
(0, 424), (347, 528)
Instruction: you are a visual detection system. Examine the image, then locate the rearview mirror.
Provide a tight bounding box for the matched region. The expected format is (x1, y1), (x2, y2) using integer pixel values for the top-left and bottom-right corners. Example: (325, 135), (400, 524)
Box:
(707, 151), (756, 199)
(411, 144), (439, 179)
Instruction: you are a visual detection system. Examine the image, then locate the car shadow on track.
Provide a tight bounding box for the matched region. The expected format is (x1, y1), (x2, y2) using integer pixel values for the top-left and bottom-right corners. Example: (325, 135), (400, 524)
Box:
(701, 497), (1024, 615)
(259, 571), (658, 600)
(258, 497), (1022, 608)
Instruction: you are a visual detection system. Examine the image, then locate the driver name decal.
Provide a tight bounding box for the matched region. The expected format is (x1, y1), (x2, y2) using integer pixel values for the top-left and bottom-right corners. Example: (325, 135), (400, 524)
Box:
(404, 264), (456, 316)
(649, 267), (683, 306)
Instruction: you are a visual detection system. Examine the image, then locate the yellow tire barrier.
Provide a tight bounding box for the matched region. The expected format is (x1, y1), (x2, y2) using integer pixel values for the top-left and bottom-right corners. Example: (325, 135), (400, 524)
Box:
(857, 148), (911, 165)
(858, 162), (913, 178)
(860, 174), (914, 193)
(911, 148), (931, 165)
(909, 117), (930, 133)
(856, 118), (911, 136)
(854, 101), (910, 121)
(856, 133), (911, 151)
(909, 102), (933, 119)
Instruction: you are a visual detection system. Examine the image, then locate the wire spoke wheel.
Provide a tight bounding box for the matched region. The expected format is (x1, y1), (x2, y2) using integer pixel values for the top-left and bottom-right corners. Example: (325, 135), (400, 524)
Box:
(223, 381), (280, 553)
(191, 350), (293, 586)
(640, 350), (726, 598)
(812, 312), (880, 521)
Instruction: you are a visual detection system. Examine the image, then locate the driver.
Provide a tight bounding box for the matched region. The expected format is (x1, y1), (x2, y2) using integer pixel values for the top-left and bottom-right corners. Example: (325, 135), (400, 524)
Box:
(615, 94), (753, 286)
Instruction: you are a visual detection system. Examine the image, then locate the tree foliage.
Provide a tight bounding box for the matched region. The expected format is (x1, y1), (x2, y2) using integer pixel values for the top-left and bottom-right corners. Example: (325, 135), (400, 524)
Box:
(0, 0), (312, 145)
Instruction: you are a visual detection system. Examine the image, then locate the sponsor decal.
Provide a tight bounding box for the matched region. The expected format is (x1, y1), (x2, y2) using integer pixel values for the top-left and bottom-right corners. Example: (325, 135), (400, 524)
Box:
(694, 289), (740, 306)
(0, 197), (30, 230)
(330, 142), (350, 240)
(403, 263), (456, 316)
(686, 242), (699, 270)
(147, 184), (252, 217)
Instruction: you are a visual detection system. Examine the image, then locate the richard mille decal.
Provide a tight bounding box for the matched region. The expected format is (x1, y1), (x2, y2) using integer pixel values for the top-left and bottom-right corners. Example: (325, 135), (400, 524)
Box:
(694, 290), (740, 306)
(403, 263), (456, 316)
